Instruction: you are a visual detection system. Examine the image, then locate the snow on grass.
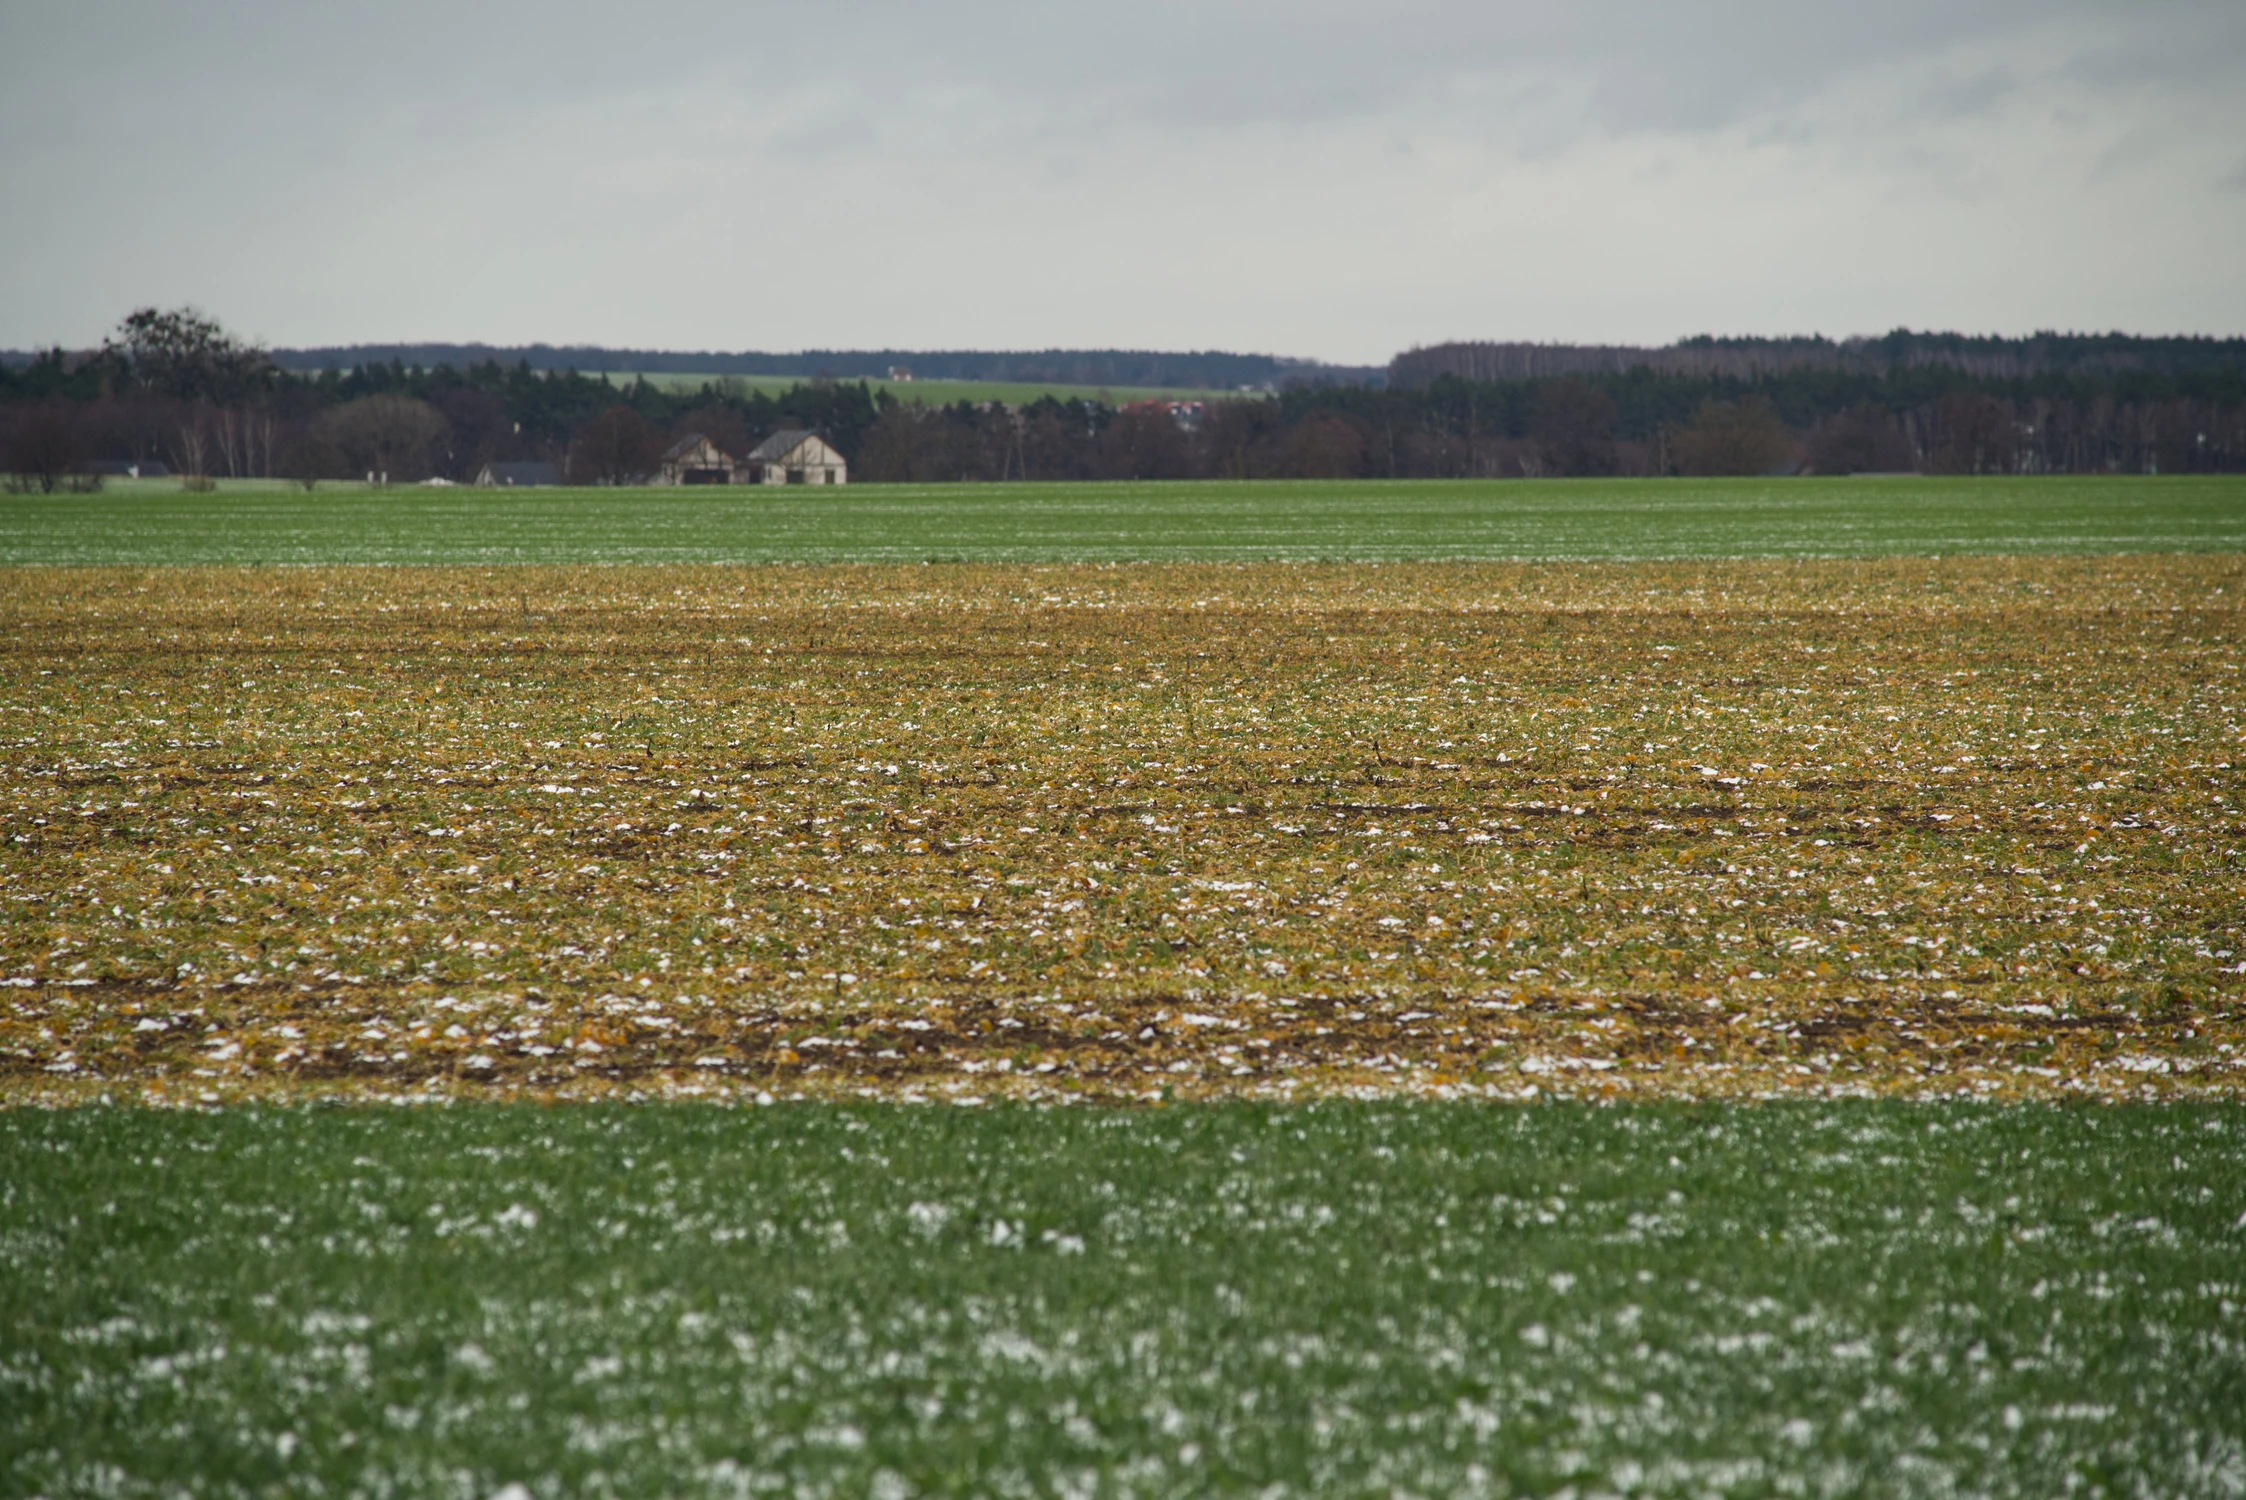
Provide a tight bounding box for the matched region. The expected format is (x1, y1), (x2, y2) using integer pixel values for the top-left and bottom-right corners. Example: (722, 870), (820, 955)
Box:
(2, 1101), (2242, 1497)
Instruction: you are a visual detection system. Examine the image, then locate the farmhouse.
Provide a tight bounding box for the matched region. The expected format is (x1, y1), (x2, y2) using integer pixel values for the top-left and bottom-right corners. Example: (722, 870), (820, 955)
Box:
(474, 460), (558, 487)
(744, 429), (847, 485)
(653, 434), (738, 486)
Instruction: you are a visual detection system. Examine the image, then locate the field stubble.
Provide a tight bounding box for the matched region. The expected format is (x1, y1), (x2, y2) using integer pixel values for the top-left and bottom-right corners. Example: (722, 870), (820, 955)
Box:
(3, 556), (2242, 1103)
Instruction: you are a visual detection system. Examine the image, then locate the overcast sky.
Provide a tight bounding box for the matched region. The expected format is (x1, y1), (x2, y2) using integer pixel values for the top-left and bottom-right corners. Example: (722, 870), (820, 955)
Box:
(2, 1), (2242, 363)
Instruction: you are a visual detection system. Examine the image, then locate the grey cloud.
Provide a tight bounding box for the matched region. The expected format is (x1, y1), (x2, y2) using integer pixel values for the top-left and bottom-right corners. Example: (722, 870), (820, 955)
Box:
(0, 0), (2241, 354)
(1918, 67), (2017, 122)
(12, 0), (2221, 138)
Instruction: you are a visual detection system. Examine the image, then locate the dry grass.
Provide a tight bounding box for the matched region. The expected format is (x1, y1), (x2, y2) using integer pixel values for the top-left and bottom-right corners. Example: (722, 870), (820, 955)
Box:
(4, 557), (2241, 1103)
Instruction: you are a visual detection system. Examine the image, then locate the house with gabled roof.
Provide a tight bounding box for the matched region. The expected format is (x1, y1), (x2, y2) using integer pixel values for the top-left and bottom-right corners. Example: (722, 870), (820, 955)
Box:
(653, 433), (737, 485)
(743, 429), (847, 485)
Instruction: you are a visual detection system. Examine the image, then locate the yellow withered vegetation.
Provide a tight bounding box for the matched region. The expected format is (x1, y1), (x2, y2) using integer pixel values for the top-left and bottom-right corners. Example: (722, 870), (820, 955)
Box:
(3, 557), (2241, 1102)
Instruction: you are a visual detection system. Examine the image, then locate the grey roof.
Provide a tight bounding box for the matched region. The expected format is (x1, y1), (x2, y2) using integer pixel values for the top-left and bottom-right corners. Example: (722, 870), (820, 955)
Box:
(660, 432), (726, 463)
(746, 429), (817, 462)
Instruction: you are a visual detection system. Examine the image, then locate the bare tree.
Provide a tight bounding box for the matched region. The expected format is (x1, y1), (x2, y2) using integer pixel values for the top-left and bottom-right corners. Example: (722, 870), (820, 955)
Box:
(3, 403), (87, 493)
(1671, 398), (1796, 476)
(212, 408), (241, 479)
(173, 410), (213, 491)
(566, 405), (662, 485)
(1274, 413), (1370, 479)
(854, 404), (934, 482)
(429, 388), (514, 480)
(278, 432), (344, 491)
(1096, 405), (1191, 480)
(1929, 393), (2017, 475)
(1805, 403), (1916, 474)
(1530, 380), (1619, 477)
(316, 396), (452, 481)
(1196, 398), (1283, 481)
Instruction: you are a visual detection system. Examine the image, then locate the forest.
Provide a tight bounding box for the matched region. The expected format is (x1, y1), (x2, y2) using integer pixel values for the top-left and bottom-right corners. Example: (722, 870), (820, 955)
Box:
(258, 344), (1373, 390)
(3, 310), (2242, 490)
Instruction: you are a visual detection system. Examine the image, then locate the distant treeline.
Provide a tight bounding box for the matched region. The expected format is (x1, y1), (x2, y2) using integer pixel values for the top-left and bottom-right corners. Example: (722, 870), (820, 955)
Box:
(0, 333), (886, 488)
(1391, 332), (2246, 385)
(168, 344), (1381, 391)
(4, 310), (2243, 490)
(871, 333), (2246, 479)
(838, 369), (2246, 481)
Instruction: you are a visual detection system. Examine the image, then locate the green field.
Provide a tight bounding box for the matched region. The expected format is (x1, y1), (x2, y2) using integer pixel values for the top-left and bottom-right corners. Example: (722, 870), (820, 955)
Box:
(5, 1102), (2240, 1498)
(609, 370), (1235, 406)
(5, 474), (2242, 566)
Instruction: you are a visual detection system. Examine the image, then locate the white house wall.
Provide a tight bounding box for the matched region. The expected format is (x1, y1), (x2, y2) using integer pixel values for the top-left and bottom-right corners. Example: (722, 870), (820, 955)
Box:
(739, 448), (848, 485)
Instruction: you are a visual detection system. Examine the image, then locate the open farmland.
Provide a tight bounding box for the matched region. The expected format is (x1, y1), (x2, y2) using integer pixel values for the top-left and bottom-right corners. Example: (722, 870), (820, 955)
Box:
(3, 555), (2241, 1104)
(3, 473), (2241, 567)
(4, 1102), (2242, 1499)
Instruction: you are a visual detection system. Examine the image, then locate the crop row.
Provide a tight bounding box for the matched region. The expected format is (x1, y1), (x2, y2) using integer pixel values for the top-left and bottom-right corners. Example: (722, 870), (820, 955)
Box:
(2, 556), (2240, 1101)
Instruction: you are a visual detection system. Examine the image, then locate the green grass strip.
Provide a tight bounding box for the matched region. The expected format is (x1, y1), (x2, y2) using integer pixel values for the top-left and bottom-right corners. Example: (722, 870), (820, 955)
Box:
(4, 1102), (2242, 1496)
(5, 474), (2242, 566)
